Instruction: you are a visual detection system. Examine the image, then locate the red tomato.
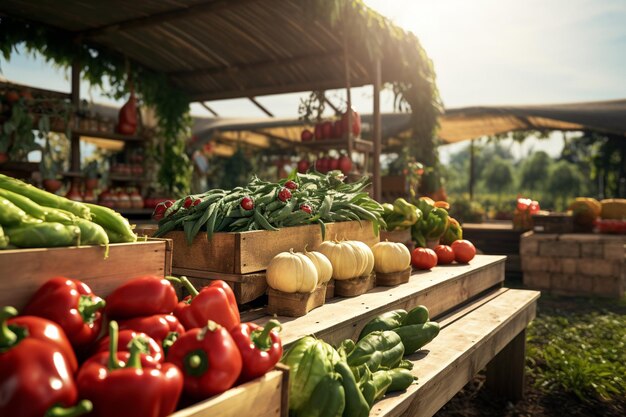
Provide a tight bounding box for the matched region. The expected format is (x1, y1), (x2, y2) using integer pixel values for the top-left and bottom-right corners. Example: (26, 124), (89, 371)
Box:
(451, 240), (476, 263)
(284, 180), (298, 190)
(278, 188), (292, 202)
(434, 245), (455, 265)
(301, 129), (313, 142)
(297, 159), (310, 173)
(411, 248), (438, 270)
(316, 157), (329, 173)
(338, 155), (352, 175)
(240, 196), (254, 211)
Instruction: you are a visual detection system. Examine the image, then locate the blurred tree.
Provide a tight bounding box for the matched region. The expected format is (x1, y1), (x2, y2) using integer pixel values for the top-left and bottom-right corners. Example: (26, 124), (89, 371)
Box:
(482, 156), (514, 201)
(548, 160), (582, 209)
(520, 151), (551, 193)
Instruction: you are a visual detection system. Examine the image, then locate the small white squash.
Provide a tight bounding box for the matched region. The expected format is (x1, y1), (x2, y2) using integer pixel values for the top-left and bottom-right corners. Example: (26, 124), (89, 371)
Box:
(317, 240), (373, 280)
(347, 241), (375, 276)
(371, 241), (411, 273)
(304, 248), (333, 284)
(266, 249), (318, 293)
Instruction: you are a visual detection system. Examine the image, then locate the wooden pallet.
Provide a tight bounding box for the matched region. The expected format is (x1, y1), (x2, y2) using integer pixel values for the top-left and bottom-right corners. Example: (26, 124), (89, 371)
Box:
(0, 238), (172, 310)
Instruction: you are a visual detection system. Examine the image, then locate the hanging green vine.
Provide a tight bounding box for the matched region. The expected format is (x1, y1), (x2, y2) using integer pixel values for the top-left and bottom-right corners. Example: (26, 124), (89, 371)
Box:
(0, 16), (191, 196)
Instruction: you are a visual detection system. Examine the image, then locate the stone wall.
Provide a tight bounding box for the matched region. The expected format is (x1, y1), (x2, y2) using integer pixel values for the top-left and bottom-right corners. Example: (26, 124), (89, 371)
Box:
(521, 232), (626, 297)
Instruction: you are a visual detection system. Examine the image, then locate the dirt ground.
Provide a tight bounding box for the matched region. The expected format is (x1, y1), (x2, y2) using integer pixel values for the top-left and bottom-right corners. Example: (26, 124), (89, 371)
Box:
(434, 281), (626, 417)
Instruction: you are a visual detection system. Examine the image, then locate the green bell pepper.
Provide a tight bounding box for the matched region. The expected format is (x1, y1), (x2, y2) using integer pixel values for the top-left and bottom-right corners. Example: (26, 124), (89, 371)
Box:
(348, 330), (404, 370)
(358, 309), (407, 340)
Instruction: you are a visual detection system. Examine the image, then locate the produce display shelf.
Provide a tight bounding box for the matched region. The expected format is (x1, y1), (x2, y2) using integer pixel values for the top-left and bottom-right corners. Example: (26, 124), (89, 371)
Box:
(297, 137), (374, 153)
(247, 255), (507, 347)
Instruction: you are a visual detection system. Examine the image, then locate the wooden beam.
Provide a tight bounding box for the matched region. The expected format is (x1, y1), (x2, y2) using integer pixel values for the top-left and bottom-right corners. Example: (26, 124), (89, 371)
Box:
(248, 97), (274, 117)
(80, 0), (257, 38)
(324, 97), (342, 115)
(343, 30), (354, 158)
(200, 102), (219, 117)
(189, 77), (371, 102)
(469, 139), (475, 200)
(170, 50), (342, 79)
(372, 58), (382, 202)
(250, 130), (296, 147)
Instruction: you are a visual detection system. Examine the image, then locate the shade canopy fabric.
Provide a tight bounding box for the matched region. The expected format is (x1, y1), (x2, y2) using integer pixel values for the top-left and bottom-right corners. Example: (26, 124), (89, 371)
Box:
(438, 99), (626, 143)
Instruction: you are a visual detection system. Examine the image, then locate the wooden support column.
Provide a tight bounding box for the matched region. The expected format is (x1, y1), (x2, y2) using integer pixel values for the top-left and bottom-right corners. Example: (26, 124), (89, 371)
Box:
(70, 61), (81, 173)
(343, 32), (354, 158)
(372, 58), (382, 202)
(486, 329), (526, 401)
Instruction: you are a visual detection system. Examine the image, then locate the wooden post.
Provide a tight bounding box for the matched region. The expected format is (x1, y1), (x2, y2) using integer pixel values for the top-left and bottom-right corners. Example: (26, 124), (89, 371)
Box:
(372, 58), (382, 202)
(486, 329), (526, 401)
(469, 139), (475, 200)
(343, 31), (353, 158)
(70, 61), (81, 173)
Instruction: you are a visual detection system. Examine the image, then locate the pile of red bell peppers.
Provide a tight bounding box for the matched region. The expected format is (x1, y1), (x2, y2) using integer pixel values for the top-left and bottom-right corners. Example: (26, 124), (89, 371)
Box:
(1, 276), (283, 417)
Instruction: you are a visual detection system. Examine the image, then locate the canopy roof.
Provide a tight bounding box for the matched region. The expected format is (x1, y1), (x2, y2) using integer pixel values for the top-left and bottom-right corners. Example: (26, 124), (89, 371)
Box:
(190, 99), (626, 155)
(438, 99), (626, 142)
(0, 0), (435, 102)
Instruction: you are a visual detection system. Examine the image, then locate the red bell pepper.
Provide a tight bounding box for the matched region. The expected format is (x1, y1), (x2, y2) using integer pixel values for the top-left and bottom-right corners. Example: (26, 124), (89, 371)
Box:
(5, 309), (78, 372)
(170, 277), (240, 331)
(118, 314), (185, 352)
(166, 320), (242, 399)
(230, 319), (283, 383)
(0, 306), (92, 417)
(22, 277), (105, 351)
(105, 276), (178, 320)
(92, 329), (163, 364)
(77, 321), (183, 417)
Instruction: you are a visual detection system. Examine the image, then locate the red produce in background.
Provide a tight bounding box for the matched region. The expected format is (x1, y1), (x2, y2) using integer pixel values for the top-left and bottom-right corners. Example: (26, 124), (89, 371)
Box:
(341, 109), (361, 137)
(328, 156), (339, 171)
(321, 121), (333, 140)
(338, 155), (352, 175)
(314, 123), (323, 141)
(300, 129), (313, 142)
(316, 157), (330, 173)
(333, 120), (343, 139)
(297, 159), (310, 173)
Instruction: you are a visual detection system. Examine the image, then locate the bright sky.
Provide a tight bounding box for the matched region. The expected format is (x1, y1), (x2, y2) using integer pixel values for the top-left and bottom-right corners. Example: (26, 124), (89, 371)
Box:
(1, 0), (625, 160)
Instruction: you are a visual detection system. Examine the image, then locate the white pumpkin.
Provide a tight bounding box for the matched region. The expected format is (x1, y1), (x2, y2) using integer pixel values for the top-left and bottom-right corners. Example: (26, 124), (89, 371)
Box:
(372, 241), (411, 273)
(347, 240), (375, 276)
(317, 240), (373, 280)
(304, 248), (333, 284)
(266, 249), (318, 293)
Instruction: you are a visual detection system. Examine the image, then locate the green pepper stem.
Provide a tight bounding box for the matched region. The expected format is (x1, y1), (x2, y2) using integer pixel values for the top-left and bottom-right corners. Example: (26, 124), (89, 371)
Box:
(0, 306), (18, 349)
(124, 336), (146, 370)
(107, 321), (120, 371)
(251, 319), (281, 351)
(78, 296), (105, 324)
(45, 400), (93, 417)
(166, 275), (199, 297)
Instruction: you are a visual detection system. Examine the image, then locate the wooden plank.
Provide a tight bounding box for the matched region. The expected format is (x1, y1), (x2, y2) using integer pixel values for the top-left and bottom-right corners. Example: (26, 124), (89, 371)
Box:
(267, 285), (327, 317)
(170, 369), (285, 417)
(168, 221), (379, 275)
(179, 270), (268, 305)
(253, 255), (506, 347)
(371, 289), (539, 417)
(0, 240), (171, 310)
(486, 329), (526, 401)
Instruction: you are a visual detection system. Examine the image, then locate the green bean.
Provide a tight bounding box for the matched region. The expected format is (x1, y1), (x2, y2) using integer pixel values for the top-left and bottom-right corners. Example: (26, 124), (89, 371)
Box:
(254, 209), (279, 231)
(0, 188), (46, 220)
(5, 222), (80, 247)
(85, 203), (136, 242)
(0, 225), (8, 248)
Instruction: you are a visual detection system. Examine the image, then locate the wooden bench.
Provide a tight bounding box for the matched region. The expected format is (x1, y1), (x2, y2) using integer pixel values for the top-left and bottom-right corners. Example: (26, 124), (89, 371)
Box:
(246, 255), (539, 417)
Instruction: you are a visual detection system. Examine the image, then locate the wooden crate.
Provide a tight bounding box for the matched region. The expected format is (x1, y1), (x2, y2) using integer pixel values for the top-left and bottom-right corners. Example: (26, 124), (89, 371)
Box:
(168, 221), (379, 275)
(171, 366), (288, 417)
(0, 239), (172, 310)
(380, 229), (414, 250)
(532, 213), (573, 234)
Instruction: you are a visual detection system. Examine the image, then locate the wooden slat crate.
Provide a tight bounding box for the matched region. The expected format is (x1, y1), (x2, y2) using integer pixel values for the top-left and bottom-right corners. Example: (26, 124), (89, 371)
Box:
(168, 221), (379, 275)
(170, 366), (288, 417)
(0, 238), (172, 310)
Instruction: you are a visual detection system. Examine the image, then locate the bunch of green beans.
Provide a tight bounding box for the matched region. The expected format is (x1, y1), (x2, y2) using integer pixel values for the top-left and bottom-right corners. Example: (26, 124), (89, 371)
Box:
(154, 171), (386, 243)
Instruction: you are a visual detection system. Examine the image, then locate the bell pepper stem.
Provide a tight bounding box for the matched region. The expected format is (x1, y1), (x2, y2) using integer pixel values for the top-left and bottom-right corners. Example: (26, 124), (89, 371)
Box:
(166, 275), (199, 297)
(250, 319), (281, 351)
(45, 400), (93, 417)
(107, 321), (120, 370)
(78, 296), (105, 324)
(0, 306), (18, 349)
(124, 336), (146, 370)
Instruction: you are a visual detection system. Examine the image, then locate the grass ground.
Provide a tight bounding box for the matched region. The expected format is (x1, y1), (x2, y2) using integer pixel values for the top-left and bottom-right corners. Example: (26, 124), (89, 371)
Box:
(434, 282), (626, 417)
